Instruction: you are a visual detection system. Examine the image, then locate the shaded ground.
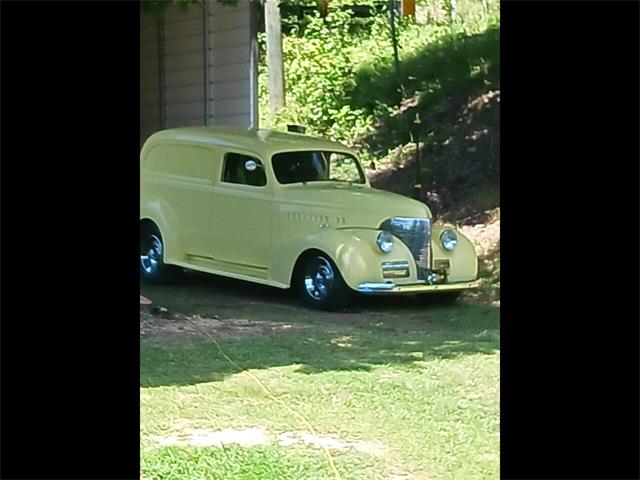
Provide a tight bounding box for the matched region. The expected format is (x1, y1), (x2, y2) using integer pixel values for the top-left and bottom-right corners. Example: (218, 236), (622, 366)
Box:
(140, 269), (500, 390)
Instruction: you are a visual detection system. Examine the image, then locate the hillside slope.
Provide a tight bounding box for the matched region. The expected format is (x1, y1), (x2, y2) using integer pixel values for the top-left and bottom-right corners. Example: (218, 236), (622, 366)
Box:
(359, 24), (500, 221)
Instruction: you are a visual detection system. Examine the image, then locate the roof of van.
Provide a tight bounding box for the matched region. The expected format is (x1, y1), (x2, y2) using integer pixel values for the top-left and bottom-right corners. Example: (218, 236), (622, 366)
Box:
(143, 126), (354, 158)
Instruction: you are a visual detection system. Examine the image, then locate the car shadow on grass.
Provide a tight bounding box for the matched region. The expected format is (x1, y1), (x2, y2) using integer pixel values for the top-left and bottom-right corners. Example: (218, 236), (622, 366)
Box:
(140, 271), (499, 388)
(142, 270), (493, 318)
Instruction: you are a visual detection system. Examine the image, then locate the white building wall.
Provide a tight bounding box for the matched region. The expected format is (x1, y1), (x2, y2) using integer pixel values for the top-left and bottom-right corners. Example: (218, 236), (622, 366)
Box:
(140, 14), (161, 144)
(140, 0), (258, 148)
(207, 1), (254, 126)
(163, 4), (206, 128)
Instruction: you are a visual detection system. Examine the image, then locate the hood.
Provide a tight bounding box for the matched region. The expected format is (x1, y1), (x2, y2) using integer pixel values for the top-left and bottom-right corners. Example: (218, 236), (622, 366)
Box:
(278, 182), (431, 229)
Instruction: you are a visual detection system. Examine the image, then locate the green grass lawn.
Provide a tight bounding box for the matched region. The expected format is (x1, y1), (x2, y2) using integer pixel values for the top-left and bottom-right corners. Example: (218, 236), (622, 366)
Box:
(140, 296), (499, 480)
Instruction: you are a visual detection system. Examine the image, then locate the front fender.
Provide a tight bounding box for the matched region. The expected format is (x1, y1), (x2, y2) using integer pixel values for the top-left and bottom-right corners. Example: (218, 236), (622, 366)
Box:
(431, 224), (478, 282)
(268, 228), (417, 290)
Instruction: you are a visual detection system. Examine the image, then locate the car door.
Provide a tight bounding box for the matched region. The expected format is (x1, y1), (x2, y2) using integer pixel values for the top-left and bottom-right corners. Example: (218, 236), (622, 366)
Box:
(208, 151), (274, 276)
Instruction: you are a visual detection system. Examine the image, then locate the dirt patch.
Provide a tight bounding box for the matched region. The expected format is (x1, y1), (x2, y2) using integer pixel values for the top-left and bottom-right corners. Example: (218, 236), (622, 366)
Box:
(154, 426), (421, 478)
(277, 431), (387, 456)
(159, 427), (269, 447)
(156, 426), (387, 456)
(140, 306), (296, 340)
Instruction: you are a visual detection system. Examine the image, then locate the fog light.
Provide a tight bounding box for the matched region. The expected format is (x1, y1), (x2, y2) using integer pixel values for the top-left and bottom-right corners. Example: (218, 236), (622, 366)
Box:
(425, 271), (438, 285)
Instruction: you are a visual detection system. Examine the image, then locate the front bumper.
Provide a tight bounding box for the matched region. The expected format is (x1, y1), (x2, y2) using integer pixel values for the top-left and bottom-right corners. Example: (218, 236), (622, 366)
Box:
(356, 278), (482, 295)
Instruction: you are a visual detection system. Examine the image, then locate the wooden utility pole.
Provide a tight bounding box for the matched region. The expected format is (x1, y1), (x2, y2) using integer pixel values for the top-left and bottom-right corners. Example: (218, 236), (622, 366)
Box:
(265, 0), (285, 120)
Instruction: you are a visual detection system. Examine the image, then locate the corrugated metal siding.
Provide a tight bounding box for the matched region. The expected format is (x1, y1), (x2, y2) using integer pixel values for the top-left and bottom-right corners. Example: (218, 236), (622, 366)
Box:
(139, 0), (257, 148)
(140, 15), (160, 147)
(206, 0), (254, 127)
(163, 4), (206, 130)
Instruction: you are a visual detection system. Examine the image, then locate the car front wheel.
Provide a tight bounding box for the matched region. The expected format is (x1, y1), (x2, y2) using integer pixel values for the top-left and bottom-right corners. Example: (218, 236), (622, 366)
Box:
(298, 254), (350, 311)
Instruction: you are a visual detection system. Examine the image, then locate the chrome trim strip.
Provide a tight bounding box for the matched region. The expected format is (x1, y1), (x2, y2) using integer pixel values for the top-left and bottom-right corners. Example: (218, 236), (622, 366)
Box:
(356, 282), (396, 293)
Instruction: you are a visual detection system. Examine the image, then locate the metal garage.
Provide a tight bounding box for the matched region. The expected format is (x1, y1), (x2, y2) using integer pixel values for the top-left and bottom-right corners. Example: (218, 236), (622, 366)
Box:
(140, 0), (259, 148)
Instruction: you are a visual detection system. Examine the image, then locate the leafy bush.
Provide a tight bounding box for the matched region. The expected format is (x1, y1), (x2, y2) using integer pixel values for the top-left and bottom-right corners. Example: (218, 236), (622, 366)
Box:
(259, 6), (376, 145)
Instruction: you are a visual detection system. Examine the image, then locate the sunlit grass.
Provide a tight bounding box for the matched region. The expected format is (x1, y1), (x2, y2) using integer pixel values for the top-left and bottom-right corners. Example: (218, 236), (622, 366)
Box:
(141, 300), (499, 479)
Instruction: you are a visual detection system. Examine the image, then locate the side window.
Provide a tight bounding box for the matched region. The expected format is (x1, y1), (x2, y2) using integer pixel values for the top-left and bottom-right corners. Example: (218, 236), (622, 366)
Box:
(222, 153), (267, 187)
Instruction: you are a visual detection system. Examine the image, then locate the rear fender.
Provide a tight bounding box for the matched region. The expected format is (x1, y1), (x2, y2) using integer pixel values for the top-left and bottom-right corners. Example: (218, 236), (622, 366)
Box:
(140, 200), (185, 264)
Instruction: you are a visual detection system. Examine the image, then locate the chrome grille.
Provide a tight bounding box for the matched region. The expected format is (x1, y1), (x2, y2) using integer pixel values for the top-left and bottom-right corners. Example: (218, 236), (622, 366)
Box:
(381, 217), (431, 280)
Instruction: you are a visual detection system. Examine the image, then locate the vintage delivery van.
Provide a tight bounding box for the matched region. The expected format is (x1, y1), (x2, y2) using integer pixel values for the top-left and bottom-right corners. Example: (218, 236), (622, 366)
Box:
(140, 126), (481, 310)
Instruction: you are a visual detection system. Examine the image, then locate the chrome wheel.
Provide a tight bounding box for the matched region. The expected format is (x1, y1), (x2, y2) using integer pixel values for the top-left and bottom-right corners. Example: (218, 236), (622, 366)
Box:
(304, 257), (335, 301)
(140, 234), (163, 275)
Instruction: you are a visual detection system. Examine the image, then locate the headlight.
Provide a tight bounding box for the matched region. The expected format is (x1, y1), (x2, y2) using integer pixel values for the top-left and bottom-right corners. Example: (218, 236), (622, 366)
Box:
(376, 231), (394, 253)
(440, 229), (458, 251)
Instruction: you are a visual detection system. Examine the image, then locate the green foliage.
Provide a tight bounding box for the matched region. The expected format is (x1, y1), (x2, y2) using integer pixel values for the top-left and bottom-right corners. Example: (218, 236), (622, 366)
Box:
(259, 1), (499, 142)
(259, 6), (376, 146)
(352, 24), (500, 113)
(260, 0), (500, 216)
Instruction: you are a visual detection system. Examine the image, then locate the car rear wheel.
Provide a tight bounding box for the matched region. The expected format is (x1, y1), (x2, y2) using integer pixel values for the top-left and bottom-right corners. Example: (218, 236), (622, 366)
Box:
(140, 225), (179, 284)
(297, 254), (350, 311)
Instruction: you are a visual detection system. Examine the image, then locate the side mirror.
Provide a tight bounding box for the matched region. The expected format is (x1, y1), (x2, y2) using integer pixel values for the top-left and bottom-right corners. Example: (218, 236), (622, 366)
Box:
(245, 160), (258, 172)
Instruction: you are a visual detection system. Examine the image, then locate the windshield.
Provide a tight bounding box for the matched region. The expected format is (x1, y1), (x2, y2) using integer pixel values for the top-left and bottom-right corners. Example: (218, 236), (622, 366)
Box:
(272, 151), (365, 185)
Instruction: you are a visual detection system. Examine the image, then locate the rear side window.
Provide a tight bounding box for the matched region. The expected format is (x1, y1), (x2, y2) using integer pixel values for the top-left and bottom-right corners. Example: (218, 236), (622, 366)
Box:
(222, 153), (267, 187)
